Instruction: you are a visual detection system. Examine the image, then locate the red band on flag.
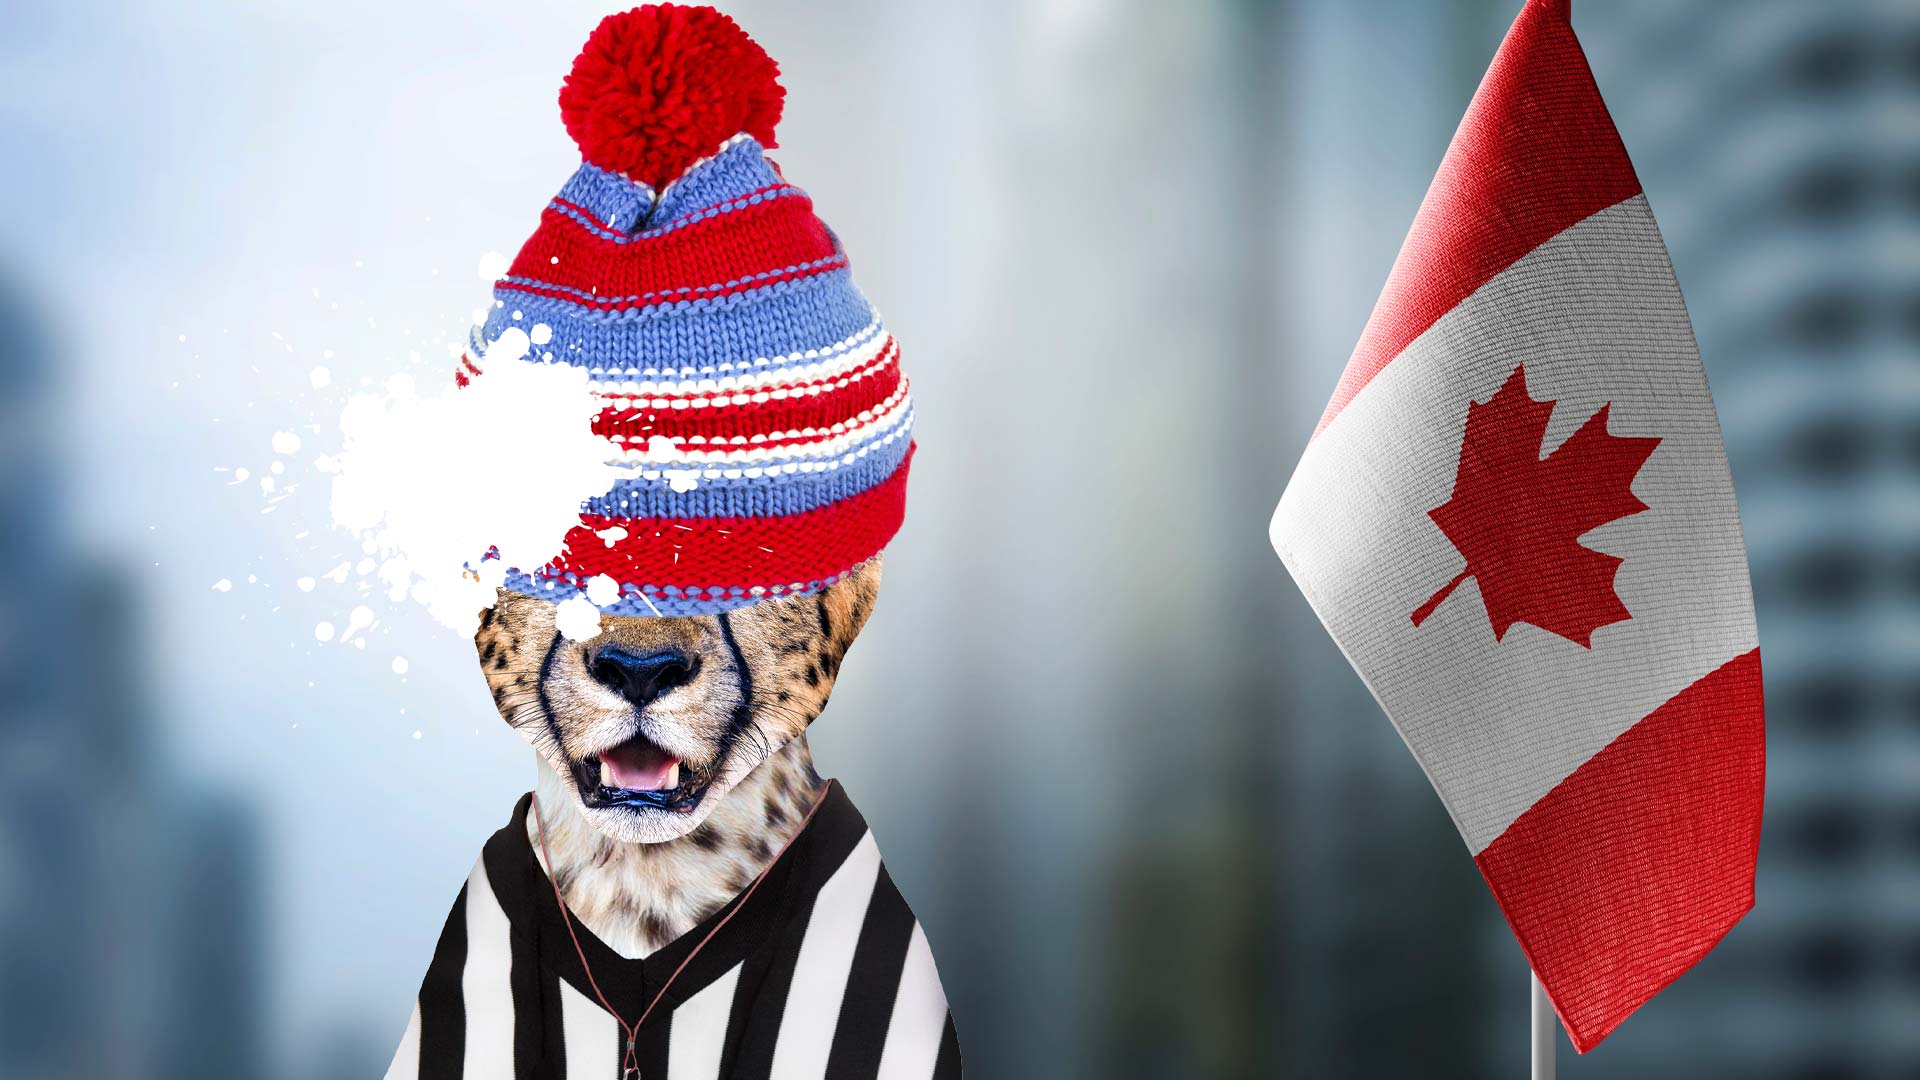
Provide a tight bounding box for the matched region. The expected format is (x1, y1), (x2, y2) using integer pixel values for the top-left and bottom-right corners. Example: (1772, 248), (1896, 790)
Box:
(1311, 0), (1641, 439)
(1473, 648), (1765, 1053)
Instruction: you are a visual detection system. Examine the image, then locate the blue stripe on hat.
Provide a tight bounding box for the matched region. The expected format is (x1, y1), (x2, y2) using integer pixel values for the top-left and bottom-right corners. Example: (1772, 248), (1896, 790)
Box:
(478, 267), (875, 376)
(496, 253), (845, 310)
(582, 316), (886, 383)
(649, 137), (784, 225)
(555, 162), (655, 234)
(554, 139), (785, 239)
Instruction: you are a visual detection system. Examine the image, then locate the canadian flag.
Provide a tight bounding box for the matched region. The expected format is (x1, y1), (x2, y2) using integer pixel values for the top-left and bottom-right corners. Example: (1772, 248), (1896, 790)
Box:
(1269, 0), (1763, 1054)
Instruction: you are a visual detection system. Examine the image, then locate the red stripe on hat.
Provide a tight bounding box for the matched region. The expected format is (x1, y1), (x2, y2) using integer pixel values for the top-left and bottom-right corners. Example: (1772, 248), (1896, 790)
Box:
(1312, 0), (1640, 440)
(593, 343), (903, 446)
(507, 192), (837, 304)
(547, 446), (913, 591)
(1473, 647), (1764, 1053)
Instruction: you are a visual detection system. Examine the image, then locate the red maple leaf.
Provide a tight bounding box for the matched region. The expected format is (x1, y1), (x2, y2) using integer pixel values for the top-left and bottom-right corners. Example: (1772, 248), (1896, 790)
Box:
(1410, 365), (1661, 648)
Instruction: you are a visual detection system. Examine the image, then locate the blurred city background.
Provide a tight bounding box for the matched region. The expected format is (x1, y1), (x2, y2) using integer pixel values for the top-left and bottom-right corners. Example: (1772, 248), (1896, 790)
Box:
(1, 0), (1914, 1076)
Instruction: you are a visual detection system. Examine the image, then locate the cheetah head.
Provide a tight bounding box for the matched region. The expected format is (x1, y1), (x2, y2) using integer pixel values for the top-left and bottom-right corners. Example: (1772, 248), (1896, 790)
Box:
(475, 559), (881, 843)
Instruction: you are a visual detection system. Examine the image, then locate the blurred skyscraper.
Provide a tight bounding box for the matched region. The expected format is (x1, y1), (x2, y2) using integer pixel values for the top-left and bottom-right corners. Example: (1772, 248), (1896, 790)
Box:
(0, 272), (272, 1079)
(0, 272), (110, 1079)
(1571, 2), (1920, 1076)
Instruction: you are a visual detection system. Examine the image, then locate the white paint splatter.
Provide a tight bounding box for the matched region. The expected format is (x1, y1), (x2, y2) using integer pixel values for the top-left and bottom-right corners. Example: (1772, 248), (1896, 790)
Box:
(391, 656), (410, 675)
(595, 525), (628, 547)
(530, 323), (553, 346)
(377, 557), (411, 601)
(327, 326), (621, 634)
(553, 594), (604, 641)
(310, 367), (332, 388)
(584, 573), (620, 606)
(411, 729), (423, 740)
(475, 558), (507, 590)
(212, 578), (233, 592)
(476, 251), (510, 281)
(296, 577), (316, 592)
(314, 621), (336, 642)
(646, 434), (701, 492)
(272, 431), (302, 454)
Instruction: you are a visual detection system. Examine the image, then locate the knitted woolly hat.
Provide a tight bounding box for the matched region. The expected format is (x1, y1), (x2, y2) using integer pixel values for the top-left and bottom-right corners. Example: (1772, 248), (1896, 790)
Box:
(467, 4), (912, 617)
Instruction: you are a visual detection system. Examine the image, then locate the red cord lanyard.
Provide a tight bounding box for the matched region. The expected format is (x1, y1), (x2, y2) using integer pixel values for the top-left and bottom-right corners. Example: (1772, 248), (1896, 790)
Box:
(531, 790), (827, 1079)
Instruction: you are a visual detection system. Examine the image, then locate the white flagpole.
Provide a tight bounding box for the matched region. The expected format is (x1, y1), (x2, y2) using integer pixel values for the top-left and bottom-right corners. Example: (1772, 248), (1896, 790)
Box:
(1531, 973), (1557, 1079)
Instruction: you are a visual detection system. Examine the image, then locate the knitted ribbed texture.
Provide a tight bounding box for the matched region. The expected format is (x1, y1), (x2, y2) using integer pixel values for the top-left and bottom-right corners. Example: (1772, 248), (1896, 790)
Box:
(467, 8), (912, 616)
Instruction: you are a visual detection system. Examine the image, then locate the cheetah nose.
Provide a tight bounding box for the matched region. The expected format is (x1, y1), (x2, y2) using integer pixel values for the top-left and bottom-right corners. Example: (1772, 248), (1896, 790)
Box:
(588, 646), (697, 708)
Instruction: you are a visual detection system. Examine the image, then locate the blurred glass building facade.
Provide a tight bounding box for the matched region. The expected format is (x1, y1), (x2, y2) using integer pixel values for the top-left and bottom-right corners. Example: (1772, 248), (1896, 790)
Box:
(0, 274), (270, 1079)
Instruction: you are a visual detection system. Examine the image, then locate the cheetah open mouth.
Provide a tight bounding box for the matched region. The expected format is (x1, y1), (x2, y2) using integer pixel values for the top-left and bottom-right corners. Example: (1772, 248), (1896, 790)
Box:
(570, 731), (712, 814)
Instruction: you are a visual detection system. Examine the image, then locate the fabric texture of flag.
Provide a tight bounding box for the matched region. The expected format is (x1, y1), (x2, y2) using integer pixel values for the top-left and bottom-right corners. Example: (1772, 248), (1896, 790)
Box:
(1268, 0), (1763, 1053)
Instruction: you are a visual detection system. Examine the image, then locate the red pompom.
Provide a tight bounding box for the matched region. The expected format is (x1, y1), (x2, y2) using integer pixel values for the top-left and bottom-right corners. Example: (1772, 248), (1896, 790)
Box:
(559, 4), (784, 190)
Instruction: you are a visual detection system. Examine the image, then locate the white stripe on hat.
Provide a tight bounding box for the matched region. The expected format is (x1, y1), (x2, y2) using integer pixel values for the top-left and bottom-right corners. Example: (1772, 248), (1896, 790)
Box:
(461, 858), (518, 1078)
(874, 923), (950, 1079)
(668, 962), (742, 1080)
(768, 830), (882, 1080)
(1271, 195), (1758, 853)
(607, 386), (914, 467)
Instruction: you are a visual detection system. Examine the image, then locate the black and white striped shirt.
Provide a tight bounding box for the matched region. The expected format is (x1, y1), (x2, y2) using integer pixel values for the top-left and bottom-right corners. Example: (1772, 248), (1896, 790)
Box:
(384, 783), (961, 1079)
